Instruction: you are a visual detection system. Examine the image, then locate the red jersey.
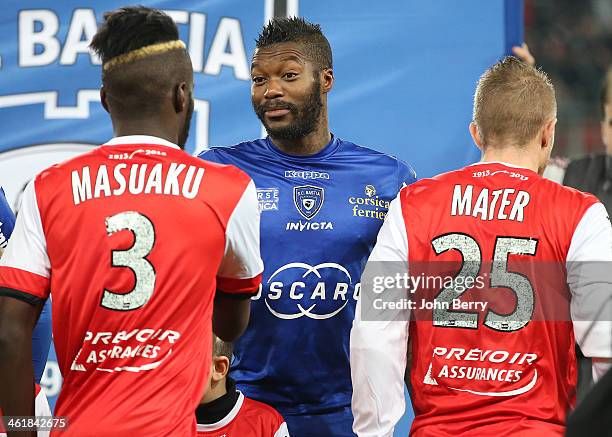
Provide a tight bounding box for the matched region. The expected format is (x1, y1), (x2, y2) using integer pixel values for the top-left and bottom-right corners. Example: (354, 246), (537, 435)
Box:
(196, 391), (289, 437)
(0, 136), (263, 437)
(351, 162), (612, 436)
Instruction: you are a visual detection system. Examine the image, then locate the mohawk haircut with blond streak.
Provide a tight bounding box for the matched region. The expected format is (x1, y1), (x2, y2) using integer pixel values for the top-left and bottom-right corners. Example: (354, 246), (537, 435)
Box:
(90, 6), (181, 67)
(89, 6), (192, 116)
(473, 56), (556, 148)
(102, 40), (186, 72)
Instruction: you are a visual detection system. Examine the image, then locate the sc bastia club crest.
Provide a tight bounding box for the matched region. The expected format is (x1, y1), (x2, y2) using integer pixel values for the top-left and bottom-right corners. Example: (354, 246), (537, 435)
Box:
(293, 185), (324, 220)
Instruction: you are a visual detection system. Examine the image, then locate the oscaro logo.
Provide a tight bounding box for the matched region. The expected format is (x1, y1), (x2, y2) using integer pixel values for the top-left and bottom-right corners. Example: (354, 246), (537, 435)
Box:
(254, 262), (360, 320)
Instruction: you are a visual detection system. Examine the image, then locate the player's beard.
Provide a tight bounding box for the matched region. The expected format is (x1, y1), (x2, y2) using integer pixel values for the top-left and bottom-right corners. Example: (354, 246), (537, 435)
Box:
(254, 79), (323, 141)
(178, 96), (194, 149)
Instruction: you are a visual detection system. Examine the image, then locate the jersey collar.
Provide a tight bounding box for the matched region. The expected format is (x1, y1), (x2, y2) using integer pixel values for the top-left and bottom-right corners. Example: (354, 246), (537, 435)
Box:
(469, 161), (532, 171)
(264, 134), (341, 161)
(195, 377), (242, 430)
(196, 392), (244, 431)
(103, 135), (180, 150)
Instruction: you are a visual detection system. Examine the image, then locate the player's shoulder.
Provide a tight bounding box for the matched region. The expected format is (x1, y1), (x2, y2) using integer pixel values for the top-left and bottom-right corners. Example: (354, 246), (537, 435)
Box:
(537, 169), (599, 206)
(192, 152), (252, 183)
(337, 137), (405, 163)
(193, 156), (254, 194)
(198, 139), (268, 162)
(34, 146), (103, 186)
(34, 142), (138, 182)
(401, 164), (600, 218)
(399, 166), (462, 197)
(336, 137), (417, 178)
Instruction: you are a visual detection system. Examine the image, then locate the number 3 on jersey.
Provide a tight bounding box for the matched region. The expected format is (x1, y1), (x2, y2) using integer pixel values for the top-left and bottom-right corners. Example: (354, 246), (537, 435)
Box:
(101, 211), (156, 311)
(431, 233), (538, 332)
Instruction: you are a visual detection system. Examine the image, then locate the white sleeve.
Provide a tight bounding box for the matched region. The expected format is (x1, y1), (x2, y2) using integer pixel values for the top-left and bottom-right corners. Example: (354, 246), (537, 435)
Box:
(273, 421), (290, 437)
(0, 179), (49, 277)
(35, 388), (52, 437)
(216, 180), (264, 294)
(0, 179), (51, 300)
(350, 194), (410, 437)
(566, 202), (612, 379)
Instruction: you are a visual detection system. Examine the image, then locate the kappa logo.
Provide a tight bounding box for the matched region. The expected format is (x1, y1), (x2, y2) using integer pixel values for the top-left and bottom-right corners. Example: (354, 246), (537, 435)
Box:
(284, 170), (330, 180)
(293, 185), (324, 220)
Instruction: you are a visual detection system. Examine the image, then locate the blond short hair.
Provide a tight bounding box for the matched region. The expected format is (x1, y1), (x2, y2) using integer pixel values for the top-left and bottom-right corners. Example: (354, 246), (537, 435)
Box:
(473, 56), (556, 147)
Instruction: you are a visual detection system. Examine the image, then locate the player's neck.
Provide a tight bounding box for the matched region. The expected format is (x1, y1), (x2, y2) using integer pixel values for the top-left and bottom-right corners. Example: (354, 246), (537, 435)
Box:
(202, 378), (228, 404)
(112, 121), (179, 146)
(481, 145), (541, 173)
(196, 378), (240, 425)
(270, 117), (332, 156)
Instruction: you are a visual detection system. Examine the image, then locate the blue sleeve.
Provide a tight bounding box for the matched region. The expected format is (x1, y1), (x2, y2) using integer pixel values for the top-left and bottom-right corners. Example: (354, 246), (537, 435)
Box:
(32, 299), (52, 383)
(397, 160), (418, 188)
(0, 187), (52, 383)
(0, 187), (16, 248)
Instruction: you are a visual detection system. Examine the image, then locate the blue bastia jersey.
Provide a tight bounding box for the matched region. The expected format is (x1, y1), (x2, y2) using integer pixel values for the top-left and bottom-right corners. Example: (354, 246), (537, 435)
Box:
(0, 188), (15, 250)
(199, 136), (416, 415)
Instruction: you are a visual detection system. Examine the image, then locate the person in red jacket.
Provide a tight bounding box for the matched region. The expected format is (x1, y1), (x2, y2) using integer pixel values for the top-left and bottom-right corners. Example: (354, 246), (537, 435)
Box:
(196, 336), (289, 437)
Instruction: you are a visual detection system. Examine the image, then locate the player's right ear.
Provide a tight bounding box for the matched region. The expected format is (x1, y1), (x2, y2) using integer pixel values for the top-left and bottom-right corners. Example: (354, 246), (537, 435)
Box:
(100, 87), (109, 114)
(212, 356), (230, 381)
(321, 68), (334, 94)
(173, 82), (188, 114)
(541, 117), (557, 149)
(469, 122), (484, 150)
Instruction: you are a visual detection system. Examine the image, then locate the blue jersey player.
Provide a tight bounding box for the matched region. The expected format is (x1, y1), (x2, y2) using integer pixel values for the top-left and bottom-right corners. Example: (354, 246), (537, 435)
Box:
(200, 17), (416, 436)
(0, 187), (52, 384)
(0, 188), (15, 257)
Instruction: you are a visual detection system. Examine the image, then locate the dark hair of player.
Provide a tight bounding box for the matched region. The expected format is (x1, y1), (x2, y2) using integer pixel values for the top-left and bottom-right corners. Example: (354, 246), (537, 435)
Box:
(90, 6), (179, 64)
(256, 17), (333, 70)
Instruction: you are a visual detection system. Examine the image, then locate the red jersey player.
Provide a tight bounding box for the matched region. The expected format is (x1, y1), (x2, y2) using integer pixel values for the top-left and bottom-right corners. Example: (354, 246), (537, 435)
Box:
(0, 7), (262, 437)
(351, 57), (612, 436)
(195, 335), (289, 437)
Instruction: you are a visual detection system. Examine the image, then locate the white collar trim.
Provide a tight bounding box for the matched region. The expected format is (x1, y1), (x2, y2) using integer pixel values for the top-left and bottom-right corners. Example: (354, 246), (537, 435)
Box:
(468, 161), (530, 170)
(103, 135), (180, 150)
(196, 392), (245, 432)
